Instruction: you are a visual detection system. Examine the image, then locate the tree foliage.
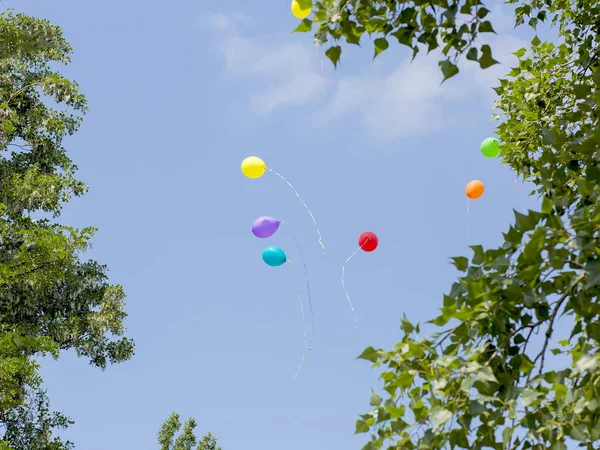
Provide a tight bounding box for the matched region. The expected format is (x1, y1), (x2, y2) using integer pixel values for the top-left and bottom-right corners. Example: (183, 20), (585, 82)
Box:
(0, 7), (134, 446)
(1, 389), (74, 450)
(158, 413), (222, 450)
(294, 0), (503, 79)
(296, 0), (600, 449)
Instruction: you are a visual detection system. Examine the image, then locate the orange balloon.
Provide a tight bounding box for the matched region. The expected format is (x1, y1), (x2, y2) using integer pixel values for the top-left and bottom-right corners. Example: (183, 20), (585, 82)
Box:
(466, 180), (484, 199)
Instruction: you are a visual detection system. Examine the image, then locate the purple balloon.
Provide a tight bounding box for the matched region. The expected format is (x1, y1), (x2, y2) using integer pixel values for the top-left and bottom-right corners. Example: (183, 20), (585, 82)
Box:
(252, 216), (280, 238)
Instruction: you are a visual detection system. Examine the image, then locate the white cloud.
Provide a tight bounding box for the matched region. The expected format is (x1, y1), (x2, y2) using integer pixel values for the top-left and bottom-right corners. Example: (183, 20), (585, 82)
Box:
(317, 57), (469, 140)
(202, 12), (251, 32)
(317, 33), (527, 141)
(249, 71), (325, 114)
(204, 12), (326, 115)
(202, 8), (528, 140)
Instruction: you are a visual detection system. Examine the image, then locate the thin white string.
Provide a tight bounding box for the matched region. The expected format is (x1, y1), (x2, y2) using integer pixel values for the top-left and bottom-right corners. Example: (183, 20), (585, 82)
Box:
(313, 40), (325, 80)
(287, 261), (308, 383)
(341, 244), (363, 335)
(292, 233), (315, 350)
(466, 197), (470, 244)
(268, 168), (325, 254)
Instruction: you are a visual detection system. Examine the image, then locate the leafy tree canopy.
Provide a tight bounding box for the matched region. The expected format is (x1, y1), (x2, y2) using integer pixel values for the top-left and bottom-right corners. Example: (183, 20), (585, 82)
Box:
(0, 7), (134, 446)
(158, 413), (222, 450)
(295, 0), (508, 79)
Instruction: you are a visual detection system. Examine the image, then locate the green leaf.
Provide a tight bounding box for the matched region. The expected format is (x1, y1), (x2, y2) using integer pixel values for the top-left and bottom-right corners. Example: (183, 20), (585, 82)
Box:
(569, 424), (587, 442)
(451, 256), (469, 271)
(400, 315), (415, 334)
(586, 398), (599, 412)
(574, 354), (598, 374)
(342, 20), (365, 46)
(470, 245), (485, 265)
(357, 347), (380, 363)
(385, 405), (405, 418)
(460, 375), (475, 393)
(519, 354), (535, 374)
(477, 7), (490, 19)
(373, 37), (389, 58)
(478, 21), (495, 33)
(355, 419), (370, 434)
(430, 314), (449, 326)
(541, 127), (557, 144)
(431, 408), (452, 428)
(325, 46), (342, 68)
(514, 210), (539, 232)
(513, 47), (527, 58)
(392, 371), (415, 388)
(586, 164), (600, 182)
(292, 19), (312, 33)
(439, 59), (459, 81)
(449, 428), (469, 448)
(469, 400), (485, 415)
(476, 366), (498, 384)
(466, 47), (478, 61)
(541, 196), (553, 214)
(502, 427), (514, 447)
(573, 83), (591, 99)
(391, 27), (414, 48)
(520, 388), (540, 407)
(553, 382), (567, 399)
(479, 44), (499, 69)
(370, 391), (383, 406)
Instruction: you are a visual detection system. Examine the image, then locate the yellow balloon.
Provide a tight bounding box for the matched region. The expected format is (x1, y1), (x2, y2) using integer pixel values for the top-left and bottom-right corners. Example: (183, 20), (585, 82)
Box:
(241, 156), (267, 179)
(291, 0), (311, 19)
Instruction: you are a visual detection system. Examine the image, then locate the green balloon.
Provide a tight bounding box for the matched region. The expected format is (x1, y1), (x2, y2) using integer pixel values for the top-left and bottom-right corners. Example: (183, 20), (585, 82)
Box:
(480, 137), (501, 158)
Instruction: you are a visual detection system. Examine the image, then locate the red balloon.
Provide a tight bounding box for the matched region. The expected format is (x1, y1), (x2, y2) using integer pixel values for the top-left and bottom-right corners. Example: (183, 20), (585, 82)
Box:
(358, 232), (378, 252)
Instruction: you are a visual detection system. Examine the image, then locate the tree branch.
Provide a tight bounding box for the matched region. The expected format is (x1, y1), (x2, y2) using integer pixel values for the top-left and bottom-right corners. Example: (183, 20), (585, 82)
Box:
(0, 261), (50, 286)
(434, 325), (461, 349)
(532, 271), (587, 377)
(8, 143), (31, 151)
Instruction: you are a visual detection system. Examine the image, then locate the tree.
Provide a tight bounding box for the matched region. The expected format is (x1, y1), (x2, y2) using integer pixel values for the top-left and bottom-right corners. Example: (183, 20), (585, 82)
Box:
(298, 0), (600, 449)
(0, 7), (134, 446)
(158, 413), (222, 450)
(1, 389), (74, 450)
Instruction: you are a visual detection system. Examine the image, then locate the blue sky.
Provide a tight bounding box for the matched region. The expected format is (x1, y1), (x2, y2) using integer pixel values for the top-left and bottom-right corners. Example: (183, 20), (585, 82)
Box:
(4, 0), (547, 449)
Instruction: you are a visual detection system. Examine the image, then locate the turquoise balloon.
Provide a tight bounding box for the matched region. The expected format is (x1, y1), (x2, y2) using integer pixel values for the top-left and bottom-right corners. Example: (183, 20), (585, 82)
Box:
(262, 246), (287, 267)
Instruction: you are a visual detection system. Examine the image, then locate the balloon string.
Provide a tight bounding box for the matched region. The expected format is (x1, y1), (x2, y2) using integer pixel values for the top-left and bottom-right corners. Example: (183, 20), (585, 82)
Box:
(314, 41), (325, 81)
(341, 242), (367, 336)
(287, 261), (308, 383)
(466, 197), (470, 244)
(267, 168), (325, 254)
(292, 234), (315, 350)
